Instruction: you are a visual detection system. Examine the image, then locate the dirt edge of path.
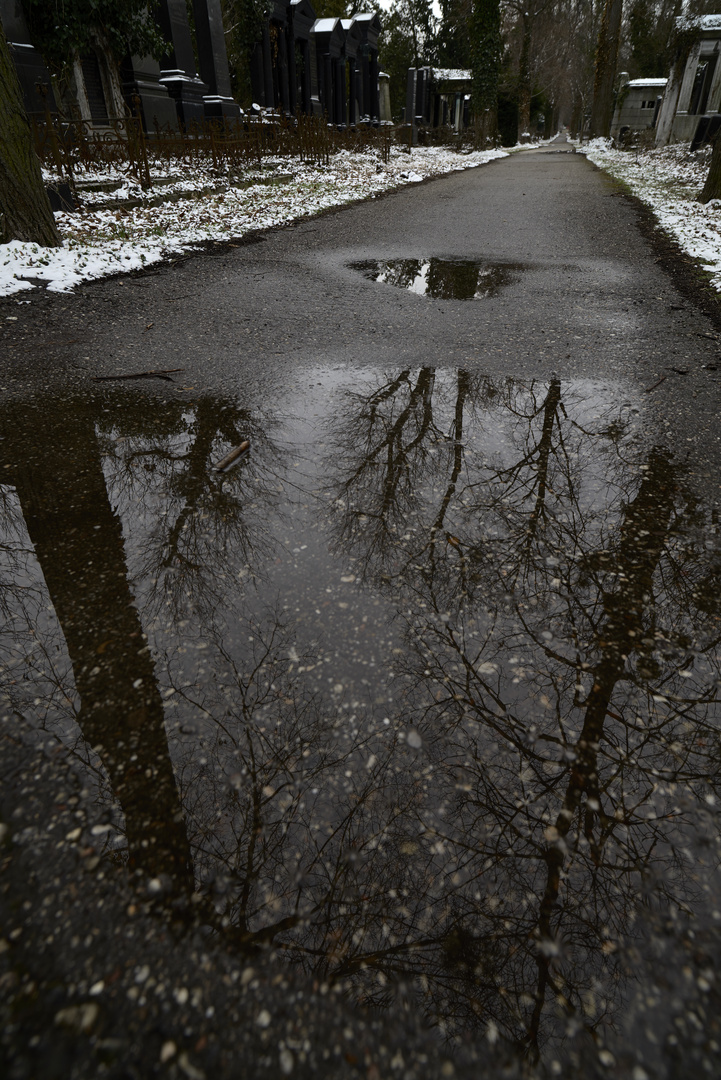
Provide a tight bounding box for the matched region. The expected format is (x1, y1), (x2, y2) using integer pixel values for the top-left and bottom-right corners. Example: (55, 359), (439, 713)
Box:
(592, 162), (721, 332)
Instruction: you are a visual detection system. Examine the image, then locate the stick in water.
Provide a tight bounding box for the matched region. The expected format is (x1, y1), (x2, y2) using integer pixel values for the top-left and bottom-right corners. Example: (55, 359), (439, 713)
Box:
(215, 440), (250, 472)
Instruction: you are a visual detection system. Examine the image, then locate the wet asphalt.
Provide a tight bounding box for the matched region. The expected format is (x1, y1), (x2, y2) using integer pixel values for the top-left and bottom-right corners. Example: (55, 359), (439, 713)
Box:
(2, 142), (721, 1080)
(3, 139), (721, 498)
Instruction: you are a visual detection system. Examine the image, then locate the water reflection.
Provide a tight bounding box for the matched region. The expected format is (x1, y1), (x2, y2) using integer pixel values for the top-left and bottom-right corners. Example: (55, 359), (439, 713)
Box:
(1, 370), (720, 1073)
(351, 258), (525, 299)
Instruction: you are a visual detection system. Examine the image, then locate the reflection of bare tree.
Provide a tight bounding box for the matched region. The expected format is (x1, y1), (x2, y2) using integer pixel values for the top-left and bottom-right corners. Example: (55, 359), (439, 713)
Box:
(98, 395), (287, 625)
(308, 369), (721, 1057)
(328, 368), (495, 583)
(163, 607), (427, 949)
(4, 371), (721, 1073)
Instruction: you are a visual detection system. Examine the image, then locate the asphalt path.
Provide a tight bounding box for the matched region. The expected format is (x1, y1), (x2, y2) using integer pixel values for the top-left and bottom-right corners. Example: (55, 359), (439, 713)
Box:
(3, 139), (721, 1080)
(3, 138), (721, 502)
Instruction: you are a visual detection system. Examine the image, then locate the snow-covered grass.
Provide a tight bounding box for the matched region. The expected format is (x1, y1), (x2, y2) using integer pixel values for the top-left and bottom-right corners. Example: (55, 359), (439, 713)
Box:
(579, 137), (721, 289)
(0, 146), (507, 298)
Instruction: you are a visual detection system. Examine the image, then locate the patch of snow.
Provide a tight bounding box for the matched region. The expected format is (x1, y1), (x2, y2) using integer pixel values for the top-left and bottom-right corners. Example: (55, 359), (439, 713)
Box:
(432, 68), (472, 81)
(626, 78), (668, 87)
(311, 17), (339, 32)
(586, 137), (615, 152)
(1, 146), (508, 297)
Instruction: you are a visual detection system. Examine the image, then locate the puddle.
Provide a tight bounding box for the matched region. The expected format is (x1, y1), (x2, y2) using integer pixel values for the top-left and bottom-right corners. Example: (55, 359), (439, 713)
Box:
(2, 369), (721, 1077)
(351, 257), (526, 298)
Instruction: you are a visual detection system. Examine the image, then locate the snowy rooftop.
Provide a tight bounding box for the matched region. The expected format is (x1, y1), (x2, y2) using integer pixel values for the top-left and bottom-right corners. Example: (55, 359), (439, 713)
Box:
(676, 13), (721, 31)
(311, 18), (339, 33)
(433, 68), (472, 81)
(627, 78), (667, 87)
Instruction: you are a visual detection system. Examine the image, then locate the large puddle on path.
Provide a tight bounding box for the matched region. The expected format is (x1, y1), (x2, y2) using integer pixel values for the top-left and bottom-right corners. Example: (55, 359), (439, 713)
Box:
(2, 368), (721, 1077)
(351, 258), (527, 298)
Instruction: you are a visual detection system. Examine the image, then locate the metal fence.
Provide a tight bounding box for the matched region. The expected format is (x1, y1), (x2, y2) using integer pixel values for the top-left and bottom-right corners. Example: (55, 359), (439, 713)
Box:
(32, 103), (395, 190)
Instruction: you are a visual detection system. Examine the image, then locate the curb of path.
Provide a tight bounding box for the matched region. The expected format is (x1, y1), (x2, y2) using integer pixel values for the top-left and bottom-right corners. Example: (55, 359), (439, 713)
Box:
(116, 153), (514, 278)
(583, 156), (721, 334)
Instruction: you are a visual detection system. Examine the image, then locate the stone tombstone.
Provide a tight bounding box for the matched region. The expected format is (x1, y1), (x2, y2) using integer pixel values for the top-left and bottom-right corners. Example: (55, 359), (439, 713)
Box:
(291, 0), (319, 116)
(405, 67), (417, 137)
(120, 53), (179, 132)
(0, 0), (57, 116)
(192, 0), (241, 120)
(309, 17), (346, 124)
(378, 71), (391, 123)
(351, 13), (381, 123)
(157, 0), (207, 127)
(341, 17), (362, 126)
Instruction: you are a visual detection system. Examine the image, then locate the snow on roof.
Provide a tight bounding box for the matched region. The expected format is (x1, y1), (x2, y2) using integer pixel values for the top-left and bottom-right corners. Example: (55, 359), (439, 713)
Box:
(312, 18), (339, 32)
(676, 13), (721, 31)
(627, 78), (667, 87)
(433, 68), (472, 81)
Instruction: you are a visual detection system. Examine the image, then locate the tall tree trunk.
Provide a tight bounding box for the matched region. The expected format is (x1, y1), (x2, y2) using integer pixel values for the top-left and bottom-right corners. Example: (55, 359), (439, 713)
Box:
(0, 29), (60, 246)
(470, 0), (502, 144)
(517, 11), (533, 141)
(525, 444), (677, 1058)
(700, 133), (721, 202)
(589, 0), (623, 138)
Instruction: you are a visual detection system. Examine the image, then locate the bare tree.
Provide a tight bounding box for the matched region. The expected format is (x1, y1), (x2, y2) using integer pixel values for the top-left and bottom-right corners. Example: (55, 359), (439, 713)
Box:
(589, 0), (623, 137)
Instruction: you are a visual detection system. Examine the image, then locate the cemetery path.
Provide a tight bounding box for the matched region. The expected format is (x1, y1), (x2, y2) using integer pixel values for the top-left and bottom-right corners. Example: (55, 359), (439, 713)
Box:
(3, 140), (721, 1080)
(3, 133), (721, 503)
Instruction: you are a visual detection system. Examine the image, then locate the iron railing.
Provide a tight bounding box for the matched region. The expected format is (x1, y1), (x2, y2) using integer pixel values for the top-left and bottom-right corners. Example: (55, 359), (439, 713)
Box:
(32, 103), (395, 191)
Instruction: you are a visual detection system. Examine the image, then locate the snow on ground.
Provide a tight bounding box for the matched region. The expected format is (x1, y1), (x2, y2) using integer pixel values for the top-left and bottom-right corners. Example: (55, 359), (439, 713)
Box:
(580, 138), (721, 289)
(0, 146), (507, 298)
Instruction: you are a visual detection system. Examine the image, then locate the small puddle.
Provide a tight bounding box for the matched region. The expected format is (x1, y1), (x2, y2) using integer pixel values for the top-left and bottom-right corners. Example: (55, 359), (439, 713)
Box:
(351, 257), (527, 298)
(2, 368), (720, 1076)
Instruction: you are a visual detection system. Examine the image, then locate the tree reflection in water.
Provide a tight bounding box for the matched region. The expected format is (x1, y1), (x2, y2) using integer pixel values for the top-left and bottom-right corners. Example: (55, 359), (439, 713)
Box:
(310, 370), (721, 1057)
(2, 371), (720, 1072)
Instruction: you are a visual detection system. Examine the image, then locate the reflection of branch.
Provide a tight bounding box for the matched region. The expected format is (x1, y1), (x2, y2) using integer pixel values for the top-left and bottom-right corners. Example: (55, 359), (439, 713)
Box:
(101, 396), (287, 624)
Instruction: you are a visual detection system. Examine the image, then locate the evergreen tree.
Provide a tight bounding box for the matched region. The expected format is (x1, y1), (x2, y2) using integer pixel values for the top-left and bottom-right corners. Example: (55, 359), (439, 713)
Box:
(437, 0), (472, 68)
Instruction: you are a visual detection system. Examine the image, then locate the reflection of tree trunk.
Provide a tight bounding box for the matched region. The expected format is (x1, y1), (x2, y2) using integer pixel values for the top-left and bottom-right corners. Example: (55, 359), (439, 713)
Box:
(368, 370), (412, 425)
(522, 379), (562, 560)
(162, 398), (222, 569)
(2, 402), (195, 898)
(430, 369), (470, 554)
(380, 367), (436, 513)
(525, 446), (676, 1056)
